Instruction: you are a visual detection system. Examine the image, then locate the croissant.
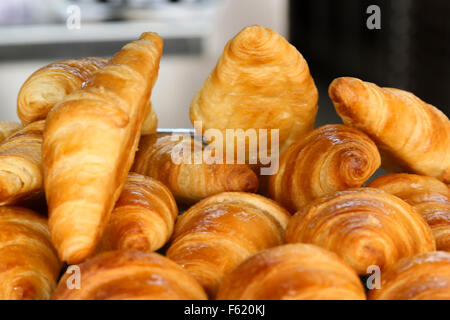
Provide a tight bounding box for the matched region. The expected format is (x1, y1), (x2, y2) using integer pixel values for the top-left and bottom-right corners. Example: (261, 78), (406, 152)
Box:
(132, 135), (258, 204)
(190, 25), (318, 160)
(0, 120), (45, 205)
(286, 188), (435, 274)
(368, 173), (450, 251)
(269, 124), (380, 212)
(0, 206), (61, 300)
(329, 77), (450, 183)
(216, 244), (366, 300)
(52, 250), (207, 300)
(43, 33), (163, 264)
(17, 57), (108, 125)
(369, 251), (450, 300)
(99, 172), (178, 252)
(0, 121), (21, 143)
(166, 192), (290, 297)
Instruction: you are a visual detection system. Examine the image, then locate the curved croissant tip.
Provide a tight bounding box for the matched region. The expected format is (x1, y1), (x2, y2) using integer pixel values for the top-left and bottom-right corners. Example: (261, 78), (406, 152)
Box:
(225, 166), (259, 193)
(58, 242), (95, 265)
(232, 25), (278, 52)
(329, 77), (367, 117)
(140, 32), (163, 48)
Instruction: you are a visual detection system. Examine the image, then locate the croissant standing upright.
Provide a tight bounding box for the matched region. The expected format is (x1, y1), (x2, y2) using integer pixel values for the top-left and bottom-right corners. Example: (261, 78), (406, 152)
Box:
(369, 251), (450, 300)
(269, 124), (380, 212)
(217, 244), (366, 300)
(99, 173), (178, 252)
(0, 120), (45, 205)
(190, 25), (318, 160)
(286, 188), (435, 274)
(329, 77), (450, 183)
(133, 135), (258, 204)
(0, 122), (21, 143)
(0, 206), (61, 300)
(368, 173), (450, 251)
(166, 192), (290, 297)
(43, 33), (163, 264)
(52, 250), (207, 300)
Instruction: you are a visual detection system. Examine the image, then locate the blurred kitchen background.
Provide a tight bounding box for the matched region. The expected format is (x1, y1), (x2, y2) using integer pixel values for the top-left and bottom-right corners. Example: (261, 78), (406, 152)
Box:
(0, 0), (448, 128)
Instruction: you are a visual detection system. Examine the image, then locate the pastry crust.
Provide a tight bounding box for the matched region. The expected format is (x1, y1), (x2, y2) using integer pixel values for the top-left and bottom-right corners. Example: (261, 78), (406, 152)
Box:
(99, 173), (178, 252)
(52, 250), (207, 300)
(133, 135), (258, 204)
(17, 57), (108, 125)
(269, 124), (380, 212)
(166, 192), (290, 297)
(0, 120), (45, 205)
(216, 244), (366, 300)
(368, 173), (450, 251)
(0, 206), (61, 300)
(43, 33), (163, 264)
(329, 77), (450, 183)
(286, 188), (436, 274)
(190, 25), (318, 160)
(0, 122), (22, 143)
(368, 251), (450, 300)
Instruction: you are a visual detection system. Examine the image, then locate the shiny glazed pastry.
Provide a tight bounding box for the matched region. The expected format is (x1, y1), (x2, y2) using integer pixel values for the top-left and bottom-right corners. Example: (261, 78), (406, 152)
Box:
(216, 244), (366, 300)
(269, 124), (380, 212)
(190, 25), (318, 159)
(99, 173), (178, 252)
(43, 33), (163, 264)
(368, 173), (450, 251)
(133, 135), (259, 204)
(286, 188), (435, 274)
(52, 250), (207, 300)
(369, 251), (450, 300)
(166, 192), (290, 297)
(0, 206), (61, 300)
(17, 57), (108, 125)
(0, 121), (21, 143)
(329, 77), (450, 183)
(0, 120), (45, 205)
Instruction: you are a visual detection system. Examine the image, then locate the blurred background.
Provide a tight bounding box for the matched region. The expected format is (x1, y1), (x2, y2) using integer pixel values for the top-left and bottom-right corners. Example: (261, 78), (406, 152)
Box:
(0, 0), (448, 128)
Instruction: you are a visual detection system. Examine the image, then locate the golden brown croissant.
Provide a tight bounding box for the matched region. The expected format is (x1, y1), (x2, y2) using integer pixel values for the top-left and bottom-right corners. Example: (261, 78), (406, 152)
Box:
(141, 102), (158, 135)
(43, 33), (163, 264)
(369, 251), (450, 300)
(166, 192), (290, 297)
(190, 25), (318, 160)
(286, 188), (435, 274)
(216, 244), (366, 300)
(269, 124), (380, 212)
(52, 250), (207, 300)
(0, 121), (22, 143)
(0, 206), (61, 300)
(99, 172), (178, 252)
(368, 173), (450, 251)
(17, 57), (108, 125)
(329, 77), (450, 183)
(132, 135), (259, 204)
(0, 120), (45, 205)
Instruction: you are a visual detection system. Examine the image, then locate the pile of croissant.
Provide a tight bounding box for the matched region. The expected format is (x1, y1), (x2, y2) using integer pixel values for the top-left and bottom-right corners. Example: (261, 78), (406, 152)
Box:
(0, 25), (449, 300)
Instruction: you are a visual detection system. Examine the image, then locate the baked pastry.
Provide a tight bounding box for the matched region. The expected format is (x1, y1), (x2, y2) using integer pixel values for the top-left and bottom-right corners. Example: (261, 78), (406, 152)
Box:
(132, 135), (258, 204)
(17, 57), (108, 125)
(216, 244), (366, 300)
(0, 206), (61, 300)
(286, 188), (435, 274)
(166, 192), (290, 297)
(43, 32), (163, 264)
(329, 77), (450, 183)
(190, 25), (318, 161)
(0, 121), (21, 143)
(0, 120), (45, 205)
(269, 124), (380, 212)
(368, 173), (450, 251)
(99, 173), (178, 252)
(52, 250), (207, 300)
(369, 251), (450, 300)
(17, 57), (157, 135)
